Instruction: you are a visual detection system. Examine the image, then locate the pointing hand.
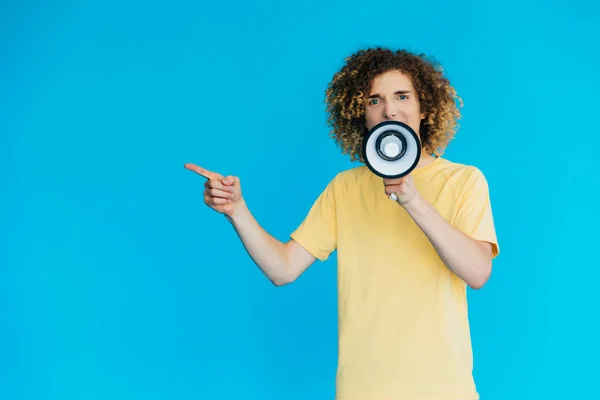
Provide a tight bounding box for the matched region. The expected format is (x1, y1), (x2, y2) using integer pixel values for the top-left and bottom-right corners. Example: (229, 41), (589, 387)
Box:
(184, 163), (245, 218)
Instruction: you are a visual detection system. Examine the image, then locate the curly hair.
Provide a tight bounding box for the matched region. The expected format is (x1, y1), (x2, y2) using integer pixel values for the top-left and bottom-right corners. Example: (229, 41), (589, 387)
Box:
(325, 47), (463, 162)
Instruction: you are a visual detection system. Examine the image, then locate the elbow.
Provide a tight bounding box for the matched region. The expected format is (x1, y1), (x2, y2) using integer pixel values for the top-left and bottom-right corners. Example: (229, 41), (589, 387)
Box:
(271, 277), (292, 287)
(270, 271), (298, 287)
(467, 262), (492, 290)
(468, 241), (494, 290)
(271, 277), (296, 287)
(468, 279), (487, 290)
(270, 253), (302, 287)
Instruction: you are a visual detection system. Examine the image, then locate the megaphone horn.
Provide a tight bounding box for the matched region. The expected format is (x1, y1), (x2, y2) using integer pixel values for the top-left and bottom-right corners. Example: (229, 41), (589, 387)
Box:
(362, 120), (421, 180)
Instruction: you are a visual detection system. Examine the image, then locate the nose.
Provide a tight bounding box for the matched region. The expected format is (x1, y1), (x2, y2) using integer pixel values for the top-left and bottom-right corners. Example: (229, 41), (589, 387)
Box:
(383, 103), (398, 119)
(383, 104), (408, 124)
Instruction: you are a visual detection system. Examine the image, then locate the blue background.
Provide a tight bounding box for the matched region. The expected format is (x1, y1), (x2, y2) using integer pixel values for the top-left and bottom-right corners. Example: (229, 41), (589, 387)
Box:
(2, 0), (599, 399)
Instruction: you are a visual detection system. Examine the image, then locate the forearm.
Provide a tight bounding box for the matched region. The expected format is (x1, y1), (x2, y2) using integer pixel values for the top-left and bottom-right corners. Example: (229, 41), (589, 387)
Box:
(225, 201), (293, 285)
(403, 195), (492, 289)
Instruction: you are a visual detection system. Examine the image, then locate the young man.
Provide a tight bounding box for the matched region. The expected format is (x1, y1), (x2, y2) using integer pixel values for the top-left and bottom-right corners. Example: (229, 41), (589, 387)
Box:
(185, 47), (499, 399)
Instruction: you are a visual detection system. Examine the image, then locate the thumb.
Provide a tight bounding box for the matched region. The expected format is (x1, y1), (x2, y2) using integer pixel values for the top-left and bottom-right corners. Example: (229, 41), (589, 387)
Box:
(222, 175), (239, 186)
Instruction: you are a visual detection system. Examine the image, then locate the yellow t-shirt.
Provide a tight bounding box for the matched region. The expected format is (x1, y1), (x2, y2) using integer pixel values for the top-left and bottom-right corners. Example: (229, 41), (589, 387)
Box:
(290, 156), (499, 400)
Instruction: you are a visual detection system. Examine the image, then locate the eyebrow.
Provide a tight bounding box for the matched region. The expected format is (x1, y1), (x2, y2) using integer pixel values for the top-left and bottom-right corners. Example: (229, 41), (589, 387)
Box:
(368, 90), (412, 99)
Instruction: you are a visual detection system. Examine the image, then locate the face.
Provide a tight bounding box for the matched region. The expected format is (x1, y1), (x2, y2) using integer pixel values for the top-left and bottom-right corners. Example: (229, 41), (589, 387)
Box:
(364, 69), (425, 137)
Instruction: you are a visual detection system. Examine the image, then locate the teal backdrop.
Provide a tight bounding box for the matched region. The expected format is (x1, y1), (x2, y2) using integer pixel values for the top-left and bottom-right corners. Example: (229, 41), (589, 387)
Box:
(2, 0), (599, 399)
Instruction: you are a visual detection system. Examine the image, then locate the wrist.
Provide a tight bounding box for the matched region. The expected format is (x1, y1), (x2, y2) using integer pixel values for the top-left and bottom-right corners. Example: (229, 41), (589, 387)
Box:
(226, 198), (249, 225)
(401, 193), (426, 214)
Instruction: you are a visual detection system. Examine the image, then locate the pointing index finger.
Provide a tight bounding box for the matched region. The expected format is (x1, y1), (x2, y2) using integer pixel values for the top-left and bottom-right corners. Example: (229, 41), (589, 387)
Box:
(184, 163), (223, 180)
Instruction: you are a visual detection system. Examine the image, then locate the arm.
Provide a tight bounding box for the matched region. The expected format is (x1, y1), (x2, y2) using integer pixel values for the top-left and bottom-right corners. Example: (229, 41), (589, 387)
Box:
(403, 196), (493, 289)
(226, 203), (317, 286)
(183, 162), (316, 286)
(384, 167), (497, 290)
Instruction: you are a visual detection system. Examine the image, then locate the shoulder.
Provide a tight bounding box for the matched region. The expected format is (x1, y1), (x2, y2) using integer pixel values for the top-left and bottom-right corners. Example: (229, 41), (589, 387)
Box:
(304, 166), (374, 205)
(332, 165), (372, 183)
(433, 157), (490, 187)
(325, 165), (375, 193)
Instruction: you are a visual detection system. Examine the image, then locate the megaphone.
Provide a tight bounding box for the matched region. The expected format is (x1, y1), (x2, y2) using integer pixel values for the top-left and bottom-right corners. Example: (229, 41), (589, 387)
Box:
(362, 121), (421, 201)
(362, 120), (421, 179)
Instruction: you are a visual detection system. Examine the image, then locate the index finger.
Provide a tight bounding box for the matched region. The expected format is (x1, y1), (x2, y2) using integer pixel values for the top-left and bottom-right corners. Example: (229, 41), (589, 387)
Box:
(383, 176), (407, 185)
(184, 163), (223, 180)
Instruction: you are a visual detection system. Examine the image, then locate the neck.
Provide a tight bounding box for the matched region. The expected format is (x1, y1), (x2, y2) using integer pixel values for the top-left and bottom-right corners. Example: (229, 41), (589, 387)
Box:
(416, 152), (437, 169)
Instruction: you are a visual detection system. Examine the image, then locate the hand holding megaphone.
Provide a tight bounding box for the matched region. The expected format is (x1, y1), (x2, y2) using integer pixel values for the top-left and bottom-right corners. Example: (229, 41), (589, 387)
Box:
(383, 174), (418, 206)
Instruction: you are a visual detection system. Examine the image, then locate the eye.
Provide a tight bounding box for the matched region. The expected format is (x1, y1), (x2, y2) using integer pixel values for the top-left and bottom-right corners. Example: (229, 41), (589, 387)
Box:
(368, 99), (380, 105)
(398, 94), (408, 100)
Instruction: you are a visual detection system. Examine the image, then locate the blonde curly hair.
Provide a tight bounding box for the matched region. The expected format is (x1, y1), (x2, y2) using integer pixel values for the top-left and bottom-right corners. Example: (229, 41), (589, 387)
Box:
(325, 47), (463, 162)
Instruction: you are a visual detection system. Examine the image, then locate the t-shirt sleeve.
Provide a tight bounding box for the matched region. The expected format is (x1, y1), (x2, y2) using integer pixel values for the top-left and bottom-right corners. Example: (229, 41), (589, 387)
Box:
(454, 167), (500, 258)
(289, 177), (338, 261)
